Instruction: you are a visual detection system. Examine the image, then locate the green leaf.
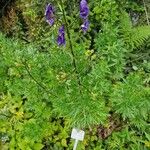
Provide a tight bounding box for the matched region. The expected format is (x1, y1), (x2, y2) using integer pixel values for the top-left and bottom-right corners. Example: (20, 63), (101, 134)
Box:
(33, 143), (44, 150)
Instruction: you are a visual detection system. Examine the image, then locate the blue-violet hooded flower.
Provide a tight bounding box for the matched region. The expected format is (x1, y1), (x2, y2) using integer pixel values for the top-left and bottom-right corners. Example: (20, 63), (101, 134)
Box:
(81, 20), (89, 33)
(57, 25), (66, 46)
(80, 0), (89, 19)
(45, 4), (55, 26)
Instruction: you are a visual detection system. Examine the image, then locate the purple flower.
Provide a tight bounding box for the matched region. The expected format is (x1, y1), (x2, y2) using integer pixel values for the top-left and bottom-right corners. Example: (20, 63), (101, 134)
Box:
(45, 4), (55, 26)
(80, 0), (89, 19)
(57, 25), (66, 46)
(58, 25), (65, 34)
(81, 20), (89, 33)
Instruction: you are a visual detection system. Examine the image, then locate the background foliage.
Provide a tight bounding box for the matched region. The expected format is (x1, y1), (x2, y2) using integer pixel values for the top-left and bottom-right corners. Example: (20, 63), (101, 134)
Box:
(0, 0), (150, 149)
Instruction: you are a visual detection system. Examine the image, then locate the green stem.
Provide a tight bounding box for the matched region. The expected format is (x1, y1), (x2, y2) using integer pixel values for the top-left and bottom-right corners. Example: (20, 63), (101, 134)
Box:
(60, 0), (82, 93)
(143, 0), (150, 25)
(22, 60), (58, 98)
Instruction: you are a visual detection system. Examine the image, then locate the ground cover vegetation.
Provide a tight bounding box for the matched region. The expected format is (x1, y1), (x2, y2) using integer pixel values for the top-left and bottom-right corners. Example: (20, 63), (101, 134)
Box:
(0, 0), (150, 149)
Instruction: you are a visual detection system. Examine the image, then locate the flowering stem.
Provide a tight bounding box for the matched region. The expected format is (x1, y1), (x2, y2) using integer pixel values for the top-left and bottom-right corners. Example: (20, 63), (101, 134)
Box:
(60, 0), (82, 93)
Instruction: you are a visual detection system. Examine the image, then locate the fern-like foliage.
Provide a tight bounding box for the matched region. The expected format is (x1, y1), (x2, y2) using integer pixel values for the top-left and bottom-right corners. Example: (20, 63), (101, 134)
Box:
(110, 73), (150, 125)
(131, 26), (150, 48)
(119, 11), (150, 49)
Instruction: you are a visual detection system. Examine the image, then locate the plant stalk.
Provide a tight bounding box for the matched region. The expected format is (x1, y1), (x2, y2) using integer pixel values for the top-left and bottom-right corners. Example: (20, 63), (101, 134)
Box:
(60, 0), (82, 93)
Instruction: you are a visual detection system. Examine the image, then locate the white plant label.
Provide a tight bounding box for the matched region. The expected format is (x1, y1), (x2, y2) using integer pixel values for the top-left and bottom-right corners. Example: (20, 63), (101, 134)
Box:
(71, 128), (85, 141)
